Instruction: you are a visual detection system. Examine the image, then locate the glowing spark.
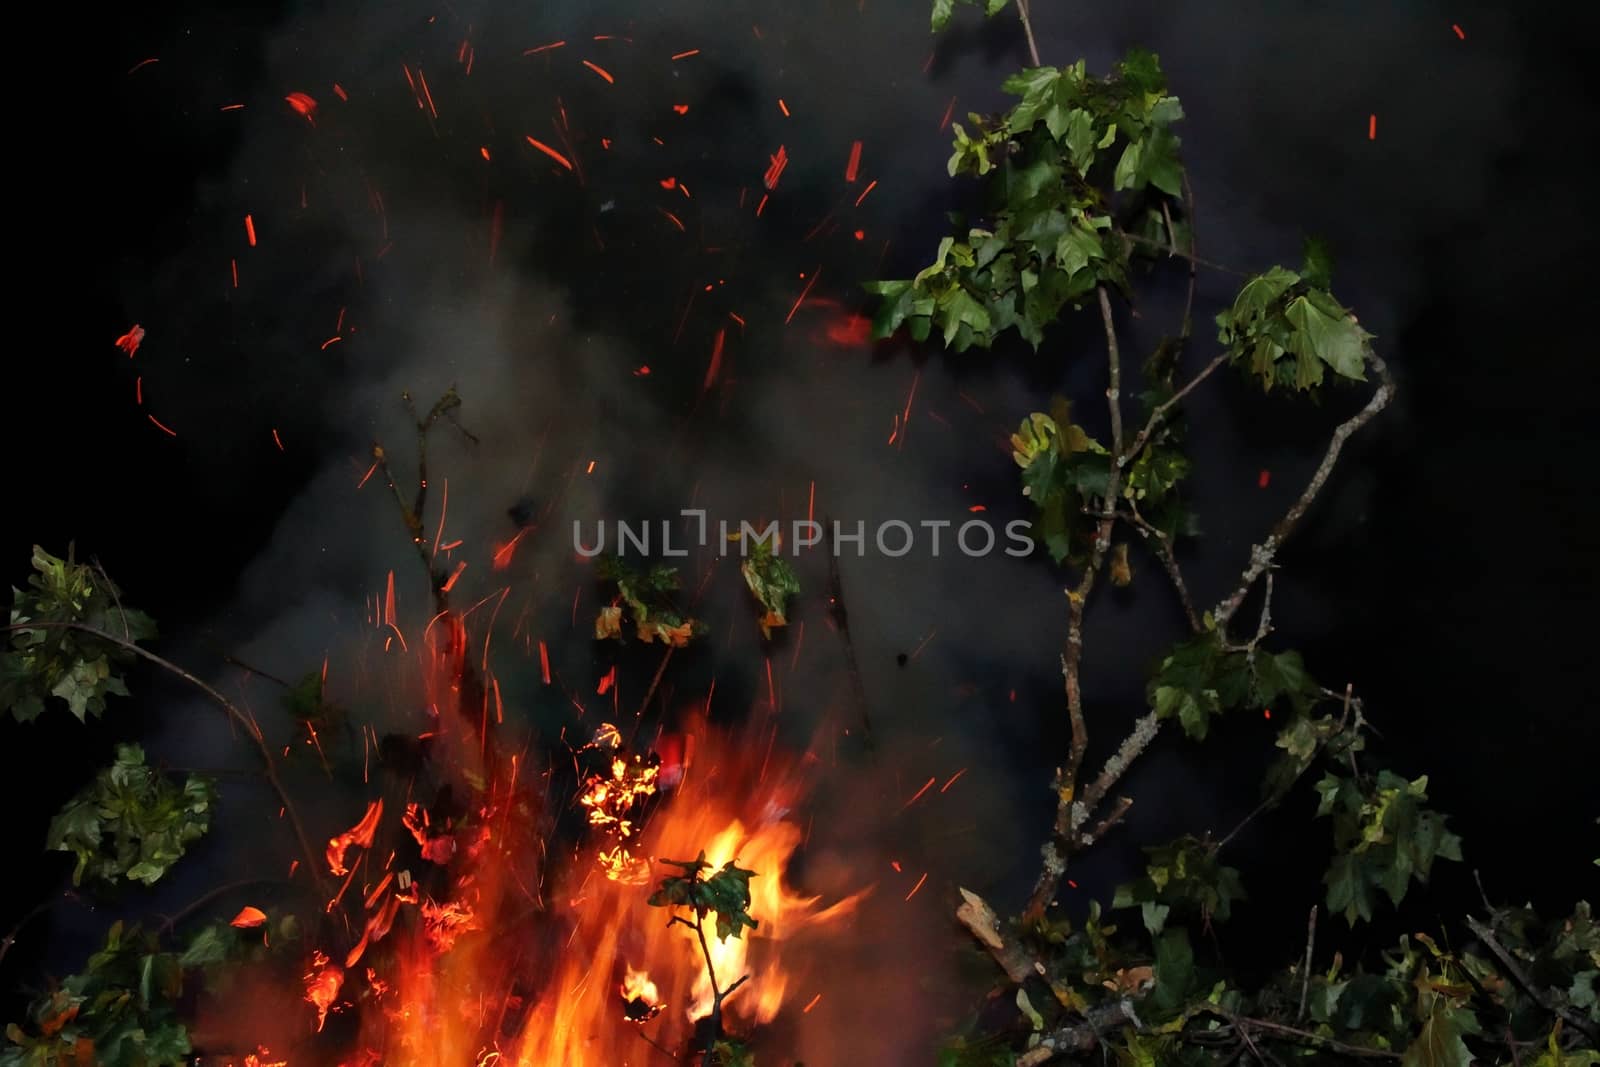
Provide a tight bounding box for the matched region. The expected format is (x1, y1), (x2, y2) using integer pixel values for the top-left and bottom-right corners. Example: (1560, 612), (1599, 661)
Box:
(539, 640), (551, 684)
(703, 328), (726, 391)
(854, 179), (877, 207)
(114, 325), (145, 357)
(1368, 114), (1377, 140)
(778, 98), (790, 117)
(524, 41), (566, 55)
(900, 776), (936, 812)
(854, 229), (865, 240)
(272, 429), (284, 452)
(321, 336), (342, 350)
(127, 57), (158, 74)
(480, 146), (491, 160)
(220, 103), (244, 111)
(905, 872), (929, 901)
(940, 767), (968, 792)
(802, 993), (822, 1013)
(671, 48), (700, 60)
(939, 96), (956, 130)
(763, 145), (789, 189)
(285, 92), (318, 122)
(845, 140), (862, 182)
(525, 136), (575, 171)
(586, 459), (597, 474)
(332, 83), (348, 101)
(231, 259), (238, 287)
(582, 59), (615, 83)
(1258, 469), (1271, 488)
(230, 906), (268, 928)
(1452, 23), (1465, 39)
(147, 414), (177, 437)
(785, 267), (821, 324)
(658, 208), (686, 231)
(673, 103), (689, 115)
(244, 215), (257, 246)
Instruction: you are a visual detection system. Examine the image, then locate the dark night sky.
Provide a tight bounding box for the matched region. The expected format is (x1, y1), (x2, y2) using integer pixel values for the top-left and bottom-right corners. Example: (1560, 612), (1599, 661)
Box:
(6, 0), (1599, 1059)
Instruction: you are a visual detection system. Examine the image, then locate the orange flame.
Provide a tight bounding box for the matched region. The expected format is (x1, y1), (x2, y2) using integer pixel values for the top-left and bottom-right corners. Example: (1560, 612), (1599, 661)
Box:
(321, 714), (862, 1065)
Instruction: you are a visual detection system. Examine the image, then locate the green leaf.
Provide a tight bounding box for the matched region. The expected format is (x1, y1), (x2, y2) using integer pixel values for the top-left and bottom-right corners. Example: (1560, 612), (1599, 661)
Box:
(739, 540), (801, 639)
(1402, 1001), (1474, 1067)
(4, 547), (156, 724)
(1285, 293), (1370, 381)
(1302, 235), (1335, 288)
(46, 744), (214, 889)
(931, 0), (955, 30)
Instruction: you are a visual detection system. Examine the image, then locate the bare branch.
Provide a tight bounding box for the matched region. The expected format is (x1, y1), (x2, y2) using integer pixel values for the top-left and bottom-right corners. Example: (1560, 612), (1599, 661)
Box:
(1121, 351), (1229, 470)
(1297, 906), (1318, 1022)
(1013, 0), (1041, 67)
(956, 888), (1041, 984)
(1215, 354), (1395, 630)
(1121, 505), (1202, 633)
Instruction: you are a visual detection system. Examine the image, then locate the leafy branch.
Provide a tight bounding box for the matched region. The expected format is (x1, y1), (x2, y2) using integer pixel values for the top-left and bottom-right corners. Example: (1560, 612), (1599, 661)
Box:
(2, 553), (327, 896)
(647, 851), (760, 1066)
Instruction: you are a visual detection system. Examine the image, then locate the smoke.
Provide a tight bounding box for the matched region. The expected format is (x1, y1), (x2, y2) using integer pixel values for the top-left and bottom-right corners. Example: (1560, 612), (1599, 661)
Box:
(99, 0), (1537, 1061)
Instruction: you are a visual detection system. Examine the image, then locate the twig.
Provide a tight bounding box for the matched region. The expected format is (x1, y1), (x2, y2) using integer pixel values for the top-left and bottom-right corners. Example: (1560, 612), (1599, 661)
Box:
(825, 520), (874, 745)
(1179, 171), (1199, 340)
(222, 655), (293, 688)
(1121, 351), (1230, 470)
(1199, 1008), (1401, 1061)
(955, 888), (1042, 984)
(90, 557), (133, 642)
(1214, 354), (1396, 630)
(634, 647), (675, 720)
(1080, 795), (1132, 847)
(1022, 288), (1126, 923)
(1013, 0), (1041, 67)
(1466, 916), (1600, 1046)
(0, 898), (56, 969)
(1118, 231), (1246, 276)
(2, 621), (328, 896)
(1297, 906), (1318, 1022)
(1120, 505), (1201, 632)
(635, 1028), (679, 1064)
(1077, 711), (1161, 825)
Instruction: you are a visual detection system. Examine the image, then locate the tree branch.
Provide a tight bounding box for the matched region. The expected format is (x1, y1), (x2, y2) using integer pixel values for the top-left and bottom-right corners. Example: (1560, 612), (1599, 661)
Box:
(1121, 505), (1201, 633)
(1214, 354), (1395, 631)
(1466, 916), (1600, 1047)
(1013, 0), (1041, 67)
(1121, 352), (1230, 471)
(1022, 288), (1126, 923)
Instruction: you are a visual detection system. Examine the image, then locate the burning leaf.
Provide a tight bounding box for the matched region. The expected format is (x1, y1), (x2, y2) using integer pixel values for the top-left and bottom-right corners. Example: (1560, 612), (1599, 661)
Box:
(230, 907), (268, 929)
(595, 556), (706, 647)
(739, 540), (801, 639)
(303, 952), (344, 1032)
(620, 966), (664, 1022)
(595, 603), (623, 639)
(326, 799), (384, 877)
(1110, 542), (1132, 587)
